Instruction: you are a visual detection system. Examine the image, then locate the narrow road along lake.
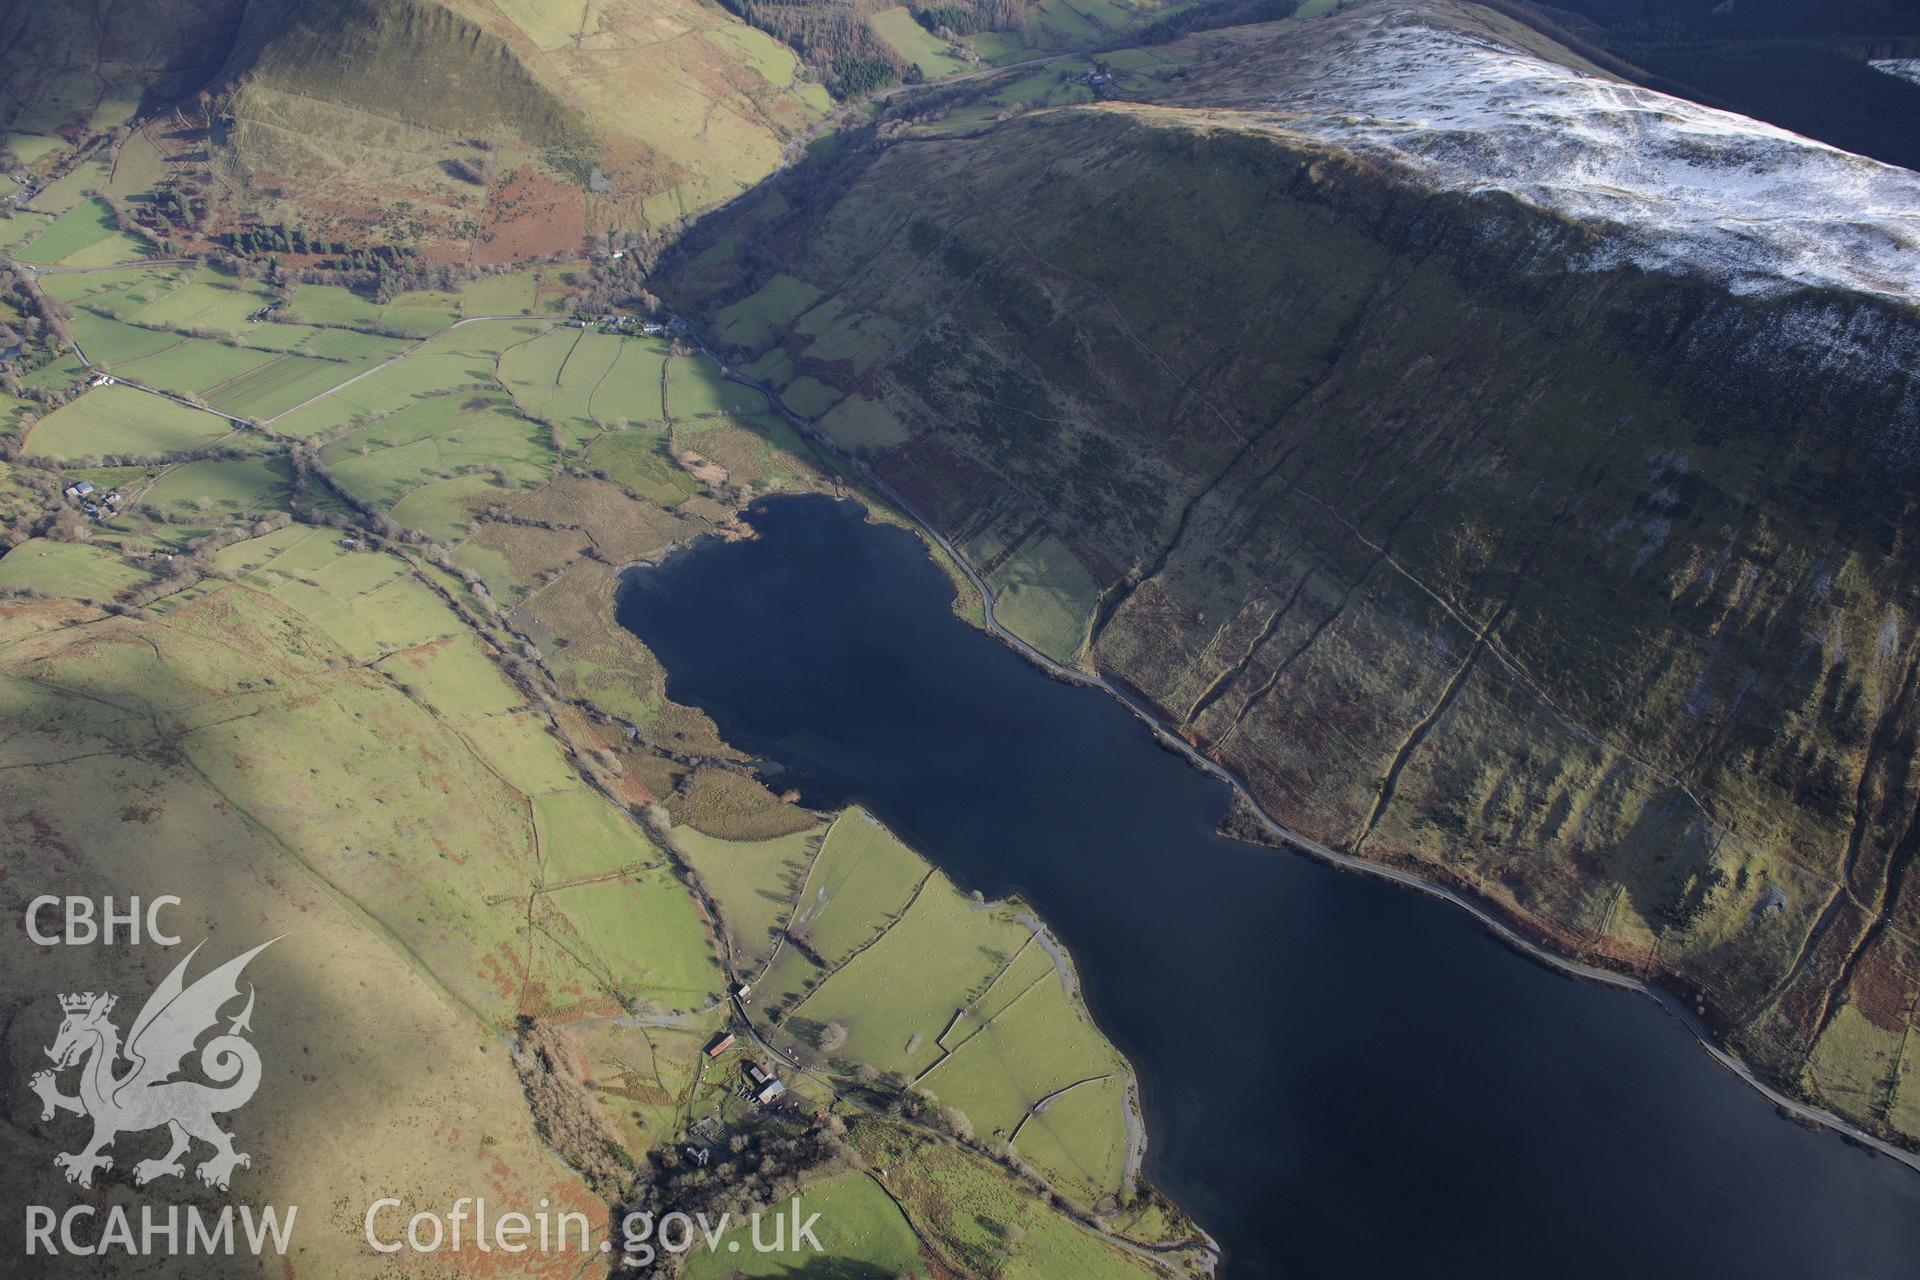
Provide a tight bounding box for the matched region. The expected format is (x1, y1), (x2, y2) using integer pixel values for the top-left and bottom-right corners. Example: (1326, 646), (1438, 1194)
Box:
(617, 493), (1920, 1278)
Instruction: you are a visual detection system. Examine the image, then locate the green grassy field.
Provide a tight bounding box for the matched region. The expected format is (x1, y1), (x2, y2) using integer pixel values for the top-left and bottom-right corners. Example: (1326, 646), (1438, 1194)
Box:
(818, 395), (911, 458)
(24, 151), (111, 214)
(801, 308), (907, 376)
(116, 337), (281, 398)
(850, 1120), (1159, 1280)
(0, 210), (53, 250)
(204, 350), (389, 421)
(0, 538), (149, 597)
(141, 456), (294, 517)
(715, 273), (824, 350)
(461, 271), (540, 315)
(782, 375), (844, 420)
(674, 821), (826, 969)
(871, 6), (975, 78)
(290, 283), (458, 337)
(595, 336), (671, 423)
(795, 810), (928, 965)
(987, 533), (1099, 662)
(682, 1172), (928, 1278)
(0, 234), (1169, 1267)
(547, 864), (725, 1008)
(22, 384), (234, 458)
(743, 346), (798, 391)
(68, 309), (189, 366)
(668, 356), (771, 418)
(499, 328), (631, 443)
(272, 336), (504, 434)
(492, 329), (674, 444)
(740, 810), (1133, 1200)
(14, 197), (125, 265)
(322, 396), (551, 512)
(586, 425), (702, 505)
(534, 786), (663, 881)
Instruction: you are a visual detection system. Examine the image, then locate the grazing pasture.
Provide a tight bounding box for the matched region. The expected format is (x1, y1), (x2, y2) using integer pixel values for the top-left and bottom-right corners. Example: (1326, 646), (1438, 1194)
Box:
(141, 456), (294, 517)
(584, 426), (701, 506)
(674, 821), (826, 969)
(0, 538), (148, 597)
(986, 533), (1099, 662)
(681, 1172), (926, 1279)
(667, 355), (769, 418)
(13, 197), (125, 264)
(714, 273), (822, 350)
(23, 384), (233, 458)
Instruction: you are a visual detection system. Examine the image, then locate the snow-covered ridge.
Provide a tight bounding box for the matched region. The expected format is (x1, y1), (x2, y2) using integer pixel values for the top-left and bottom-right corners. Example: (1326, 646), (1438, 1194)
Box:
(1266, 16), (1920, 301)
(1872, 59), (1920, 89)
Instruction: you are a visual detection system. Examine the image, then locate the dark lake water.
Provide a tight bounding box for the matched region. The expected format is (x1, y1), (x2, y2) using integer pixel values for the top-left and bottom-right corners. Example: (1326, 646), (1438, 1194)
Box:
(617, 494), (1920, 1279)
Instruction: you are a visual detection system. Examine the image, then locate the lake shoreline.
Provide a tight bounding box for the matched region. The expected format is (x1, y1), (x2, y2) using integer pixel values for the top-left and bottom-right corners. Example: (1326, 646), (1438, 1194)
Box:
(625, 379), (1920, 1274)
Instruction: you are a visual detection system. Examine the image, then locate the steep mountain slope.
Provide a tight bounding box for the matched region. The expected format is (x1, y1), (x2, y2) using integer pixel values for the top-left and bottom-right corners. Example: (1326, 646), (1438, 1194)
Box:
(668, 0), (1920, 1146)
(0, 0), (831, 264)
(209, 0), (830, 259)
(0, 0), (251, 139)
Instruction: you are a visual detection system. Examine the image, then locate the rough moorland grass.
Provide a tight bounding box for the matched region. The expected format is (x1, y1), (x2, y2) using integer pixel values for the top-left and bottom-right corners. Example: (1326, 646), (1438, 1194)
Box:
(22, 384), (233, 458)
(455, 707), (582, 795)
(670, 762), (822, 839)
(381, 631), (524, 717)
(0, 684), (597, 1276)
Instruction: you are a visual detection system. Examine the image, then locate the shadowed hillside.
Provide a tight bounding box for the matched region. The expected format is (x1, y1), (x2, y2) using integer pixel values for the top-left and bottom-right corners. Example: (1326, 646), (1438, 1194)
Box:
(665, 0), (1920, 1150)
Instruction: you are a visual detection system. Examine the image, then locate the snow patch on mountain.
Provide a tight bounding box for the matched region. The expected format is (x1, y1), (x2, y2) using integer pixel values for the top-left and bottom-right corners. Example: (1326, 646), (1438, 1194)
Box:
(1266, 16), (1920, 301)
(1871, 59), (1920, 88)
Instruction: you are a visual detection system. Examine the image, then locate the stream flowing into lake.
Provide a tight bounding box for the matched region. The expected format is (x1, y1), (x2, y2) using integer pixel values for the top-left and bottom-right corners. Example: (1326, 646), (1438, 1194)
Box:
(617, 494), (1920, 1278)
